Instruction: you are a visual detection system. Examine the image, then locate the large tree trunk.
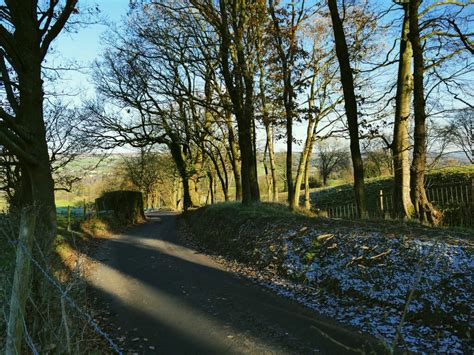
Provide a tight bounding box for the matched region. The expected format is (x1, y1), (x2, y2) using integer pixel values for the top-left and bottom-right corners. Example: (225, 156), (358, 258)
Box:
(236, 105), (260, 204)
(327, 0), (367, 218)
(245, 80), (261, 204)
(392, 4), (414, 219)
(12, 8), (60, 344)
(18, 26), (57, 347)
(408, 0), (440, 225)
(18, 51), (57, 257)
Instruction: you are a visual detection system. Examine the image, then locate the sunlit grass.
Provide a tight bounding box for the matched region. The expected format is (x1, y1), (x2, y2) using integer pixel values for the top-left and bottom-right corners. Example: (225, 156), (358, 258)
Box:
(198, 201), (315, 219)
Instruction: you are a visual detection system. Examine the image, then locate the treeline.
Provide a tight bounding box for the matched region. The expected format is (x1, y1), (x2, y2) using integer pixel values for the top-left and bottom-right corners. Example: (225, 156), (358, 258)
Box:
(0, 0), (471, 350)
(84, 0), (472, 224)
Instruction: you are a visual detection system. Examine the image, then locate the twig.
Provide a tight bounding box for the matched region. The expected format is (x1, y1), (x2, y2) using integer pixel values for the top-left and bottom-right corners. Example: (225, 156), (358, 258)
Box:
(391, 240), (439, 351)
(311, 325), (366, 354)
(369, 249), (392, 260)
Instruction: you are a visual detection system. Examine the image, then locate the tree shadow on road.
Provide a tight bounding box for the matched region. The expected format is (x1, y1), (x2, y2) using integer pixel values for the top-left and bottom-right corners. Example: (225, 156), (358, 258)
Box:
(83, 214), (383, 354)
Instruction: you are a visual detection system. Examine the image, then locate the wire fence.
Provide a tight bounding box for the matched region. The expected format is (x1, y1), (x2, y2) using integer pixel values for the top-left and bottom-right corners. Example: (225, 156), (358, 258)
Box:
(4, 233), (123, 354)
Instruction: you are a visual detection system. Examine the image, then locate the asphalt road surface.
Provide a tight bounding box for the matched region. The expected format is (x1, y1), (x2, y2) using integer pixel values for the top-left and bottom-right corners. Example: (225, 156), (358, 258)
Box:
(88, 212), (381, 354)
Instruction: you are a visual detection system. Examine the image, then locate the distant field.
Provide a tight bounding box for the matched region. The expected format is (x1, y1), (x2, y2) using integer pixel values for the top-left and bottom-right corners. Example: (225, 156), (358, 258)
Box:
(60, 154), (121, 173)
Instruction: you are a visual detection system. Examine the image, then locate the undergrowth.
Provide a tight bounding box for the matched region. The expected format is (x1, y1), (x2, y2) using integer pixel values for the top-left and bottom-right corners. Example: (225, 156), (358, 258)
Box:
(0, 211), (114, 353)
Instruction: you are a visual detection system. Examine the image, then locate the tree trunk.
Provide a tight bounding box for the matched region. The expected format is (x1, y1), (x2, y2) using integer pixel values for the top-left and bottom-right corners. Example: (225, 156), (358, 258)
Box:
(245, 85), (261, 204)
(293, 116), (318, 208)
(257, 40), (278, 203)
(328, 0), (367, 218)
(263, 123), (279, 202)
(392, 4), (414, 219)
(263, 141), (273, 201)
(206, 145), (229, 202)
(303, 152), (312, 210)
(168, 142), (200, 209)
(304, 122), (318, 211)
(224, 111), (242, 201)
(238, 121), (255, 204)
(269, 129), (279, 202)
(17, 60), (57, 259)
(208, 171), (215, 204)
(408, 0), (440, 225)
(217, 0), (260, 204)
(14, 22), (58, 344)
(286, 99), (295, 209)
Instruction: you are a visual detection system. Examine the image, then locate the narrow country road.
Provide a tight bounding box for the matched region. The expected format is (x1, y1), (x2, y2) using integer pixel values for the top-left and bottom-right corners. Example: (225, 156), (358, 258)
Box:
(88, 212), (379, 354)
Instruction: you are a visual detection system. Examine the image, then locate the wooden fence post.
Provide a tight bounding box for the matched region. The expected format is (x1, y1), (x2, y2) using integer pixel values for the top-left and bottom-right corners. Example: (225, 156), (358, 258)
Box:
(471, 178), (474, 226)
(379, 190), (384, 217)
(6, 208), (37, 355)
(67, 205), (71, 231)
(471, 178), (474, 207)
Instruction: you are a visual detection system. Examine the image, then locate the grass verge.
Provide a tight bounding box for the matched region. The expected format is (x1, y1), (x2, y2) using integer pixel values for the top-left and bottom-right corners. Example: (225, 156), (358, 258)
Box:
(0, 211), (127, 353)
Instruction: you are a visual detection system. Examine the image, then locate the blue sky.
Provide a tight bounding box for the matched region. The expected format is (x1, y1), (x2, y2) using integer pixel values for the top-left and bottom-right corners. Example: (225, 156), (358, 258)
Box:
(48, 0), (472, 153)
(49, 0), (130, 99)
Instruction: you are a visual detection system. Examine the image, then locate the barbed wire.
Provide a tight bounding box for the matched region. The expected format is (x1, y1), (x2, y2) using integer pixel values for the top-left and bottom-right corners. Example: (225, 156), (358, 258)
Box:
(8, 238), (123, 355)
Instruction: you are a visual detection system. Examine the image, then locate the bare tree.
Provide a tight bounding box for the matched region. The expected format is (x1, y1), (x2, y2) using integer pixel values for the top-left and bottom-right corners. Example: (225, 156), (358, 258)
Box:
(445, 108), (473, 163)
(256, 8), (279, 202)
(268, 0), (307, 210)
(391, 1), (414, 219)
(318, 142), (349, 186)
(0, 0), (78, 247)
(294, 15), (342, 209)
(364, 148), (393, 178)
(88, 3), (220, 209)
(122, 148), (165, 208)
(327, 0), (367, 217)
(409, 0), (441, 224)
(190, 0), (262, 204)
(0, 0), (80, 351)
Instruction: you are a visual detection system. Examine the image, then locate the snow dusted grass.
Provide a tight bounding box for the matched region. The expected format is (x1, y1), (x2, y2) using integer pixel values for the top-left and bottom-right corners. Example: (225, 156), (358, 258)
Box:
(184, 203), (474, 353)
(271, 230), (473, 353)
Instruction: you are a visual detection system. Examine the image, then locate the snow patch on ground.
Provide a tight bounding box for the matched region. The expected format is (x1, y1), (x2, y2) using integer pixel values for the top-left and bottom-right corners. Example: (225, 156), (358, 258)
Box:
(268, 231), (473, 353)
(198, 226), (473, 353)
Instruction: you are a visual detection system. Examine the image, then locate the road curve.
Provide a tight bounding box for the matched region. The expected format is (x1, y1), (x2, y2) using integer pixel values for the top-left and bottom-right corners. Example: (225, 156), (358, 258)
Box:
(88, 212), (380, 354)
